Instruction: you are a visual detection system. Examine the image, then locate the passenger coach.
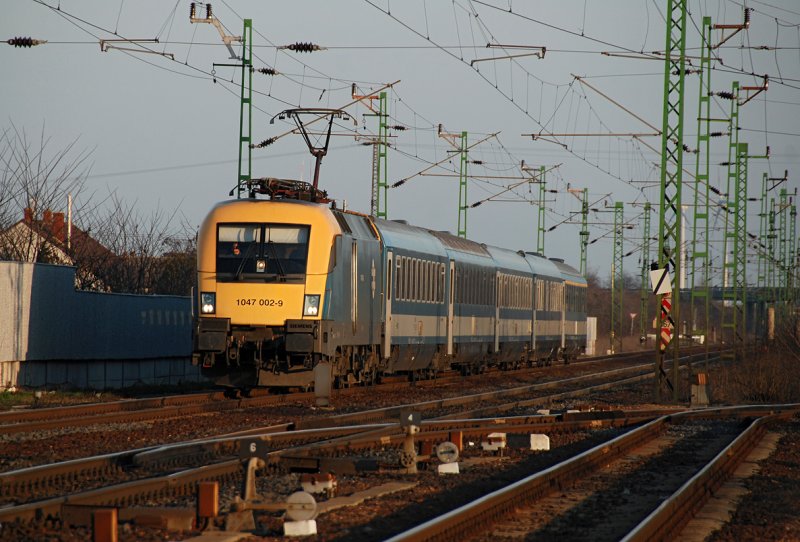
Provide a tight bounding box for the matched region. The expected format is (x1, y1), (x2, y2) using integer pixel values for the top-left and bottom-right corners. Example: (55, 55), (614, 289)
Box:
(193, 193), (587, 389)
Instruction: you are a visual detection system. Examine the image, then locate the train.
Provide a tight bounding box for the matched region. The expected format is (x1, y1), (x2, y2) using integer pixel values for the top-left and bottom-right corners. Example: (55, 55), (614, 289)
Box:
(192, 179), (587, 390)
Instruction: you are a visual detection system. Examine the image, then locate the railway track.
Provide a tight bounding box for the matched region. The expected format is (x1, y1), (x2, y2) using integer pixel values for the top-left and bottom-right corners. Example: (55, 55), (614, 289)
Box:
(0, 347), (707, 525)
(0, 348), (708, 435)
(1, 352), (702, 511)
(0, 406), (664, 525)
(0, 346), (733, 540)
(386, 404), (800, 542)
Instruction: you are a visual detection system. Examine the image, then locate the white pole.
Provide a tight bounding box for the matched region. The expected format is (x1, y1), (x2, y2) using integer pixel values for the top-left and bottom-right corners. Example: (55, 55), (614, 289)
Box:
(67, 194), (72, 250)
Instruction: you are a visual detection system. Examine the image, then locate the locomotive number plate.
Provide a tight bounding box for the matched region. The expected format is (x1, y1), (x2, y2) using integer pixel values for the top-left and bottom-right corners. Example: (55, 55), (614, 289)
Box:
(235, 298), (284, 307)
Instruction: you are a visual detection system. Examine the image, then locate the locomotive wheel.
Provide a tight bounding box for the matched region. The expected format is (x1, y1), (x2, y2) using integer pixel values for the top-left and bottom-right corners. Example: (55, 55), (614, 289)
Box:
(223, 387), (242, 399)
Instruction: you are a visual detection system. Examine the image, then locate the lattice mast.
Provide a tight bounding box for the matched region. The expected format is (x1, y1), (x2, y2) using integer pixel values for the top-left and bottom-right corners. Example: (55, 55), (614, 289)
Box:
(757, 173), (769, 291)
(236, 20), (253, 199)
(567, 185), (590, 277)
(790, 203), (798, 306)
(720, 82), (741, 351)
(375, 92), (389, 218)
(537, 166), (547, 254)
(354, 87), (390, 218)
(655, 0), (688, 402)
(640, 202), (652, 342)
(189, 5), (250, 198)
(689, 16), (713, 371)
(757, 173), (770, 342)
(778, 189), (789, 311)
(611, 202), (625, 355)
(438, 126), (469, 238)
(580, 188), (589, 277)
(730, 142), (749, 361)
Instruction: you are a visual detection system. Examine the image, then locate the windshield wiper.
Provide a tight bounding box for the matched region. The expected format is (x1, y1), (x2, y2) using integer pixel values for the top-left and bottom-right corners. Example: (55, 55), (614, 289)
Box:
(267, 240), (287, 281)
(234, 242), (258, 280)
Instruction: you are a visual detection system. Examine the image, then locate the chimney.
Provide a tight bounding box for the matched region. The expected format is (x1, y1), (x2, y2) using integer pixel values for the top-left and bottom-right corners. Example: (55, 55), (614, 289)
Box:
(53, 212), (66, 242)
(43, 209), (53, 227)
(24, 208), (33, 223)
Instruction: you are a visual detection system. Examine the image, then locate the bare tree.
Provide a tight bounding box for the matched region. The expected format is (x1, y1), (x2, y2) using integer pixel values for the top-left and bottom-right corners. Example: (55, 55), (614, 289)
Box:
(0, 123), (92, 263)
(83, 192), (196, 294)
(1, 124), (197, 295)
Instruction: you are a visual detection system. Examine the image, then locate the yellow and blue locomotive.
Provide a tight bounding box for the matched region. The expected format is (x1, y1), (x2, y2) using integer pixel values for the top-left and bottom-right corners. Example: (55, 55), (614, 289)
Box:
(193, 180), (587, 389)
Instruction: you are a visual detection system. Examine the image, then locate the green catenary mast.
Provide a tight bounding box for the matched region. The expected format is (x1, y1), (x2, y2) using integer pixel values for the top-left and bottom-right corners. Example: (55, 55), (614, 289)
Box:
(640, 202), (652, 342)
(720, 82), (740, 354)
(611, 202), (624, 354)
(236, 19), (253, 199)
(655, 0), (688, 402)
(690, 16), (713, 371)
(537, 166), (546, 254)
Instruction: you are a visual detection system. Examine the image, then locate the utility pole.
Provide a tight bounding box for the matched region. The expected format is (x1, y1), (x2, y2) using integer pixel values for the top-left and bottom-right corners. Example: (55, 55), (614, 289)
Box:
(720, 78), (768, 361)
(236, 20), (253, 199)
(190, 6), (250, 198)
(757, 172), (770, 343)
(438, 126), (469, 238)
(786, 205), (797, 315)
(778, 189), (790, 312)
(568, 187), (590, 277)
(537, 166), (547, 254)
(720, 82), (740, 353)
(611, 202), (625, 354)
(640, 202), (652, 344)
(655, 0), (688, 403)
(353, 87), (390, 218)
(580, 188), (589, 277)
(690, 16), (713, 372)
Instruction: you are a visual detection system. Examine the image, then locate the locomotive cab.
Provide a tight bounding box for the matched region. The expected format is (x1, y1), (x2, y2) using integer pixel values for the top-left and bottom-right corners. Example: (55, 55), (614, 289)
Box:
(193, 198), (340, 388)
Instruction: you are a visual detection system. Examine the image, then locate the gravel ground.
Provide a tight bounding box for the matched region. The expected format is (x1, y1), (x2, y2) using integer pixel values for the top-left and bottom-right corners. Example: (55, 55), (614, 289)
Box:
(709, 414), (800, 542)
(3, 356), (800, 541)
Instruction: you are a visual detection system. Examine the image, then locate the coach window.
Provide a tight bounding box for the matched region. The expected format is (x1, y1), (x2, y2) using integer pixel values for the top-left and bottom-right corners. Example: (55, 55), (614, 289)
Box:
(414, 260), (425, 301)
(405, 257), (411, 301)
(424, 261), (431, 302)
(406, 258), (412, 301)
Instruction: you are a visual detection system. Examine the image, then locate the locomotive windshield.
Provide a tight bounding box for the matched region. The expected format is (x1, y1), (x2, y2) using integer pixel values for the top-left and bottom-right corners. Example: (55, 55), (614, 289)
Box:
(216, 223), (310, 281)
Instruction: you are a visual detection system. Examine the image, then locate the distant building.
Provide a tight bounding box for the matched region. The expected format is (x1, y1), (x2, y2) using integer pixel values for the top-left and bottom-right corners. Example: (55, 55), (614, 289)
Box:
(0, 208), (113, 289)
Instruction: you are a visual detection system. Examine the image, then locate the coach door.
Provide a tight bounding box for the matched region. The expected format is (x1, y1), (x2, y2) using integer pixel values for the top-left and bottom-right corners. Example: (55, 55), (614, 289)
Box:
(447, 259), (455, 356)
(383, 251), (393, 359)
(494, 271), (500, 353)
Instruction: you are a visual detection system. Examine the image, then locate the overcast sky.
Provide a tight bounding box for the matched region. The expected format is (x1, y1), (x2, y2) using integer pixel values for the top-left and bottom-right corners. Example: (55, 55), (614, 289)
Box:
(3, 0), (799, 281)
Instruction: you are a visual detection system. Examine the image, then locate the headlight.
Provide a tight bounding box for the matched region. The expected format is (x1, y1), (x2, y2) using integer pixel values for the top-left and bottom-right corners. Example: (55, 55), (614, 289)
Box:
(303, 294), (320, 316)
(201, 292), (216, 314)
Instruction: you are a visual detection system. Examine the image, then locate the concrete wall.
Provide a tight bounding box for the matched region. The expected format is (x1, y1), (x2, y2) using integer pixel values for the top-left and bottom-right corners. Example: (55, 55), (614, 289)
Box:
(0, 261), (201, 389)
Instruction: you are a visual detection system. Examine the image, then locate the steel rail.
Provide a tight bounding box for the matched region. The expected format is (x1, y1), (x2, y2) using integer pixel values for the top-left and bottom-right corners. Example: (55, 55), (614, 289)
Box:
(386, 404), (800, 542)
(623, 407), (800, 541)
(0, 348), (704, 432)
(0, 409), (664, 523)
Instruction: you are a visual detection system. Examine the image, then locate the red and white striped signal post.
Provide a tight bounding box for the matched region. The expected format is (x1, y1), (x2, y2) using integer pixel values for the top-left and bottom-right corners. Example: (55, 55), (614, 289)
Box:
(650, 266), (675, 400)
(660, 293), (674, 351)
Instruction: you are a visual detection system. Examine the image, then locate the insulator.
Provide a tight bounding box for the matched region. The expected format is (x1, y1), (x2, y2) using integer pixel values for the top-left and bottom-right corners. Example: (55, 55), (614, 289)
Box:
(744, 8), (752, 25)
(250, 137), (277, 149)
(471, 160), (484, 165)
(7, 37), (42, 48)
(258, 68), (278, 76)
(206, 3), (213, 18)
(285, 42), (322, 53)
(710, 131), (725, 138)
(716, 91), (735, 100)
(190, 3), (196, 18)
(391, 125), (407, 131)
